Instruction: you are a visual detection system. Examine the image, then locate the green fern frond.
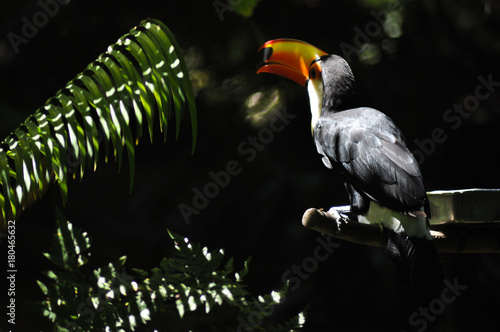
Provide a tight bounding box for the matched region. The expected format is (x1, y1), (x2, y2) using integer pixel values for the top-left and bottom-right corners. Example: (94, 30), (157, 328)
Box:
(0, 19), (197, 226)
(38, 214), (306, 331)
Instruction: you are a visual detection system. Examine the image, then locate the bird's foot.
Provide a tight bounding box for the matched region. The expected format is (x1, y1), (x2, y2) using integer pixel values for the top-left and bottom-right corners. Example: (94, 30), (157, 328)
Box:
(328, 205), (350, 220)
(327, 205), (351, 231)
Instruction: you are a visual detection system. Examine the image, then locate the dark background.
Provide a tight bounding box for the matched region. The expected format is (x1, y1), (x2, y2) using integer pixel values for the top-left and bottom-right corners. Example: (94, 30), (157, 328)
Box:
(1, 0), (500, 331)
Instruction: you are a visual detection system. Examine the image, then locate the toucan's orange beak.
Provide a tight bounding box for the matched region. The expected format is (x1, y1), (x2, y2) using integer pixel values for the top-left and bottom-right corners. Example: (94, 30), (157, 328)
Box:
(256, 39), (328, 87)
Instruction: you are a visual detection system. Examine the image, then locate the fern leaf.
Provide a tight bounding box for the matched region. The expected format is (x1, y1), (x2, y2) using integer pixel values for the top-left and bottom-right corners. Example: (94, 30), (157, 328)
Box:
(39, 221), (306, 331)
(0, 18), (197, 227)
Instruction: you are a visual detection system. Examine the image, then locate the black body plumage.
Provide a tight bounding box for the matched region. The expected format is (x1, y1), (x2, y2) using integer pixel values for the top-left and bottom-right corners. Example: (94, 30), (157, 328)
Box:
(311, 55), (429, 217)
(314, 107), (428, 215)
(311, 55), (443, 324)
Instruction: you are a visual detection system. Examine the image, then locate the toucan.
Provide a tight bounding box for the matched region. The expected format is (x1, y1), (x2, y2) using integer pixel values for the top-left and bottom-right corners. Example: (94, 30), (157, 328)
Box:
(256, 39), (443, 320)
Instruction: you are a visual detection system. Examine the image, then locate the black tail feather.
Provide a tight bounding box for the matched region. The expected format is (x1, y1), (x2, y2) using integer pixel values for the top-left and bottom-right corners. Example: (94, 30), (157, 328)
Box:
(387, 231), (444, 330)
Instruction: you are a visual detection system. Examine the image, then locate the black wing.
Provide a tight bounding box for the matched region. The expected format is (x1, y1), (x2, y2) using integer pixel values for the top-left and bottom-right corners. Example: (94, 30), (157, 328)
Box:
(314, 107), (427, 214)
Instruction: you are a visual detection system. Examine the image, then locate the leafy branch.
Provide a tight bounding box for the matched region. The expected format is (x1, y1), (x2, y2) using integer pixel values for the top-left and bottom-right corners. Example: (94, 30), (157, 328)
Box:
(37, 211), (306, 331)
(0, 18), (197, 228)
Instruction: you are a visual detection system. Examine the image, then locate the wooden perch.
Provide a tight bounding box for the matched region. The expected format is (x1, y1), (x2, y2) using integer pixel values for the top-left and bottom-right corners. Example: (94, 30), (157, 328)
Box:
(302, 207), (500, 254)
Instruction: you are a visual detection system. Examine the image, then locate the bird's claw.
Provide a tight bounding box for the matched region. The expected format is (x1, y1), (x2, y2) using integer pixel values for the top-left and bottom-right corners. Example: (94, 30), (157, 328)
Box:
(327, 207), (350, 232)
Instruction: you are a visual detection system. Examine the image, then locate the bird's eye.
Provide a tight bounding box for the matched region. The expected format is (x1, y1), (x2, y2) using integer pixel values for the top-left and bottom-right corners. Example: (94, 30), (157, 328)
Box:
(310, 68), (317, 79)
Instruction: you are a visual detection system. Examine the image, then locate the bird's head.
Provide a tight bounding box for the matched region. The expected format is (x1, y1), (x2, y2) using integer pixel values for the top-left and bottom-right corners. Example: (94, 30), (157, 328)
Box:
(256, 39), (355, 131)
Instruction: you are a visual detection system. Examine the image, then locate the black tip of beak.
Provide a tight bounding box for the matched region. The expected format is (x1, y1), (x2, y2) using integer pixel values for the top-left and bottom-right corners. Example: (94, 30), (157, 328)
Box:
(256, 47), (273, 70)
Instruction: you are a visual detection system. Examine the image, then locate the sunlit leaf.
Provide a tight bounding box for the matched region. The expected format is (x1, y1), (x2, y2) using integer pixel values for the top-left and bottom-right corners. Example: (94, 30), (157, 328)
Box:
(39, 219), (305, 331)
(232, 0), (261, 17)
(0, 19), (197, 227)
